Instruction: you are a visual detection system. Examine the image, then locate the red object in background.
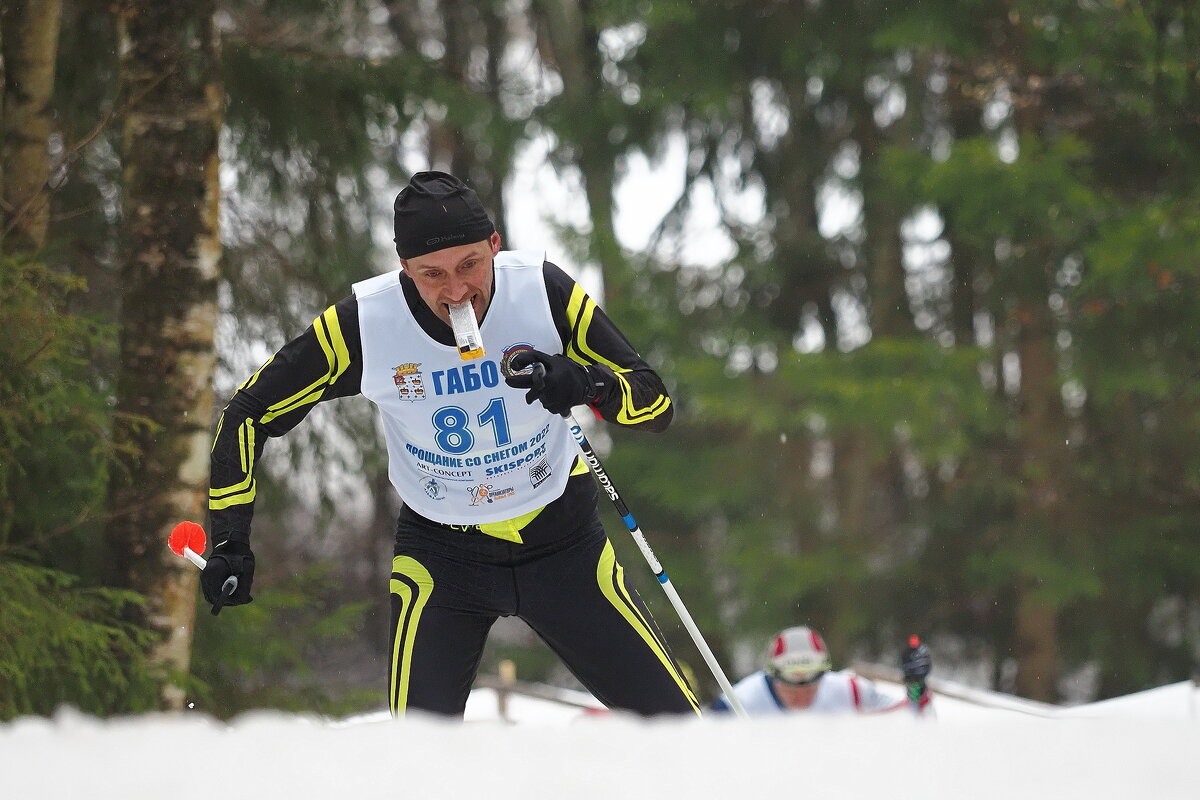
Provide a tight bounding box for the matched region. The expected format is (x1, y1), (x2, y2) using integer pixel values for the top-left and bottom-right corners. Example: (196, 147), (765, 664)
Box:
(168, 520), (207, 556)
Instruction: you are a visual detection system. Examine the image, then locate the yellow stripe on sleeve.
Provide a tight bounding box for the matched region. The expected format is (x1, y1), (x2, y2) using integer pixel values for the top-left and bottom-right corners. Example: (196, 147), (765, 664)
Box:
(210, 412), (225, 454)
(239, 354), (276, 392)
(316, 306), (352, 382)
(612, 373), (672, 425)
(563, 286), (671, 424)
(210, 306), (352, 512)
(209, 486), (256, 510)
(565, 282), (587, 333)
(210, 420), (256, 509)
(238, 418), (249, 474)
(564, 287), (623, 373)
(259, 308), (351, 424)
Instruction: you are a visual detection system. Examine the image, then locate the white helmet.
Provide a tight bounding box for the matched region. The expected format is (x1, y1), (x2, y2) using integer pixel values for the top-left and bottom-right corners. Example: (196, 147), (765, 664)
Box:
(766, 626), (832, 685)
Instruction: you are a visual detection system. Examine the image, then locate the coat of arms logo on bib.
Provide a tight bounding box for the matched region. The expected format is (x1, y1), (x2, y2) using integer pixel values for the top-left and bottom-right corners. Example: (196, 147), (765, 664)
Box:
(392, 363), (427, 401)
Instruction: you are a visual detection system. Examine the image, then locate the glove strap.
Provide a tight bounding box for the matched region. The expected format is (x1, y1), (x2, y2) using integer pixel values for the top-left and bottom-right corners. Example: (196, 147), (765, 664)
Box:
(583, 364), (613, 405)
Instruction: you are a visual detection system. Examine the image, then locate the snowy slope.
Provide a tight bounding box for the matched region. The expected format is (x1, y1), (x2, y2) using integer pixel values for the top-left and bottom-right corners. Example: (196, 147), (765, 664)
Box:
(2, 688), (1197, 800)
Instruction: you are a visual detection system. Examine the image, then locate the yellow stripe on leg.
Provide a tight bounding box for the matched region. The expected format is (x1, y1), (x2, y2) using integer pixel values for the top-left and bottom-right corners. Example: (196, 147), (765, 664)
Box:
(389, 556), (433, 716)
(595, 541), (701, 713)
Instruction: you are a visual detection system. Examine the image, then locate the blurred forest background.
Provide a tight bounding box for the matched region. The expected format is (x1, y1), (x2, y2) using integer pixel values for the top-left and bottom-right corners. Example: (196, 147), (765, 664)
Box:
(2, 0), (1198, 720)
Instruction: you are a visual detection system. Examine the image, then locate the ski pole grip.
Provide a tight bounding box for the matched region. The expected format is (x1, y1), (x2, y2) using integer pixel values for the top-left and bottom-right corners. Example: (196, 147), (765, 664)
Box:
(528, 362), (573, 419)
(180, 545), (238, 592)
(211, 575), (238, 616)
(179, 543), (239, 615)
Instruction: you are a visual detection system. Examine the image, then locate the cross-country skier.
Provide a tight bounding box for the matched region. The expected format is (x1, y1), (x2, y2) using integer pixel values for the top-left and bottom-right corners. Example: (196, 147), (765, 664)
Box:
(201, 171), (699, 718)
(711, 626), (933, 715)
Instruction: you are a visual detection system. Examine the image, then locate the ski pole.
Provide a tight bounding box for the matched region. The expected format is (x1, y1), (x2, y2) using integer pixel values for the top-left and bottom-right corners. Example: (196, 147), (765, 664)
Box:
(522, 363), (746, 717)
(168, 521), (238, 615)
(565, 415), (747, 717)
(901, 634), (932, 714)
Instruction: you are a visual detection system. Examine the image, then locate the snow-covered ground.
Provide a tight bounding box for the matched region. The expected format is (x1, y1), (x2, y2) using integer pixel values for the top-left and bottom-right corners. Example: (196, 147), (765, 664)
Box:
(3, 679), (1197, 799)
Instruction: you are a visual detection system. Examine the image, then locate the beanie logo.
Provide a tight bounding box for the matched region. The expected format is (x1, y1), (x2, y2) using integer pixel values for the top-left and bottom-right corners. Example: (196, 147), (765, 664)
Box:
(393, 363), (427, 401)
(425, 232), (467, 248)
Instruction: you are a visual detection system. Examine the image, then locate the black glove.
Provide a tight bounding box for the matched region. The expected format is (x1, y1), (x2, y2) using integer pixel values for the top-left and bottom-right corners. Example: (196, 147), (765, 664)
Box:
(504, 349), (600, 416)
(901, 635), (932, 705)
(201, 531), (255, 615)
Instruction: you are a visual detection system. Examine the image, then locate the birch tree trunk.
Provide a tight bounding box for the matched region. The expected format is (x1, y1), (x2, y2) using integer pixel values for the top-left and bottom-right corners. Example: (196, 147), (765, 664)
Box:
(0, 0), (64, 252)
(104, 0), (221, 710)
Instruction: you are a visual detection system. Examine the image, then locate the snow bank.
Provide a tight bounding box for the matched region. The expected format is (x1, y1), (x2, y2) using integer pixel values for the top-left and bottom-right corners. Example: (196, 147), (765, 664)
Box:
(2, 704), (1196, 799)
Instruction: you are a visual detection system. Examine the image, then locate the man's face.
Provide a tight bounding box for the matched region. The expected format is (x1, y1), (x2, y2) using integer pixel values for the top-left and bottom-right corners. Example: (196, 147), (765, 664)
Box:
(401, 232), (501, 326)
(772, 675), (822, 710)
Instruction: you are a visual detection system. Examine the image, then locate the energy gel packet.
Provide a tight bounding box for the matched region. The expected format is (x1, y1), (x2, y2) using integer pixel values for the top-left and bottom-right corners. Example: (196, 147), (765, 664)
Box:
(448, 300), (484, 360)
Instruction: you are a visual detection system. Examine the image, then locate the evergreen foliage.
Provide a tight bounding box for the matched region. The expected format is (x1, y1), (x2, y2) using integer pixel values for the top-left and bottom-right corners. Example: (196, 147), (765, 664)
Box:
(0, 561), (162, 721)
(0, 258), (161, 719)
(5, 0), (1197, 714)
(189, 562), (375, 718)
(592, 0), (1200, 698)
(0, 258), (115, 560)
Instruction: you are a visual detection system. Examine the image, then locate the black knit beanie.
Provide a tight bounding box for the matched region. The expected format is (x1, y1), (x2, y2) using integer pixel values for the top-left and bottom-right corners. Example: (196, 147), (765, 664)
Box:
(393, 171), (496, 259)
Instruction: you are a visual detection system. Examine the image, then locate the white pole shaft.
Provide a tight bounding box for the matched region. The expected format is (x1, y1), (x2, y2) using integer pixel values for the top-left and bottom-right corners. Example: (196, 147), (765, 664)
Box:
(567, 418), (749, 719)
(630, 523), (748, 718)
